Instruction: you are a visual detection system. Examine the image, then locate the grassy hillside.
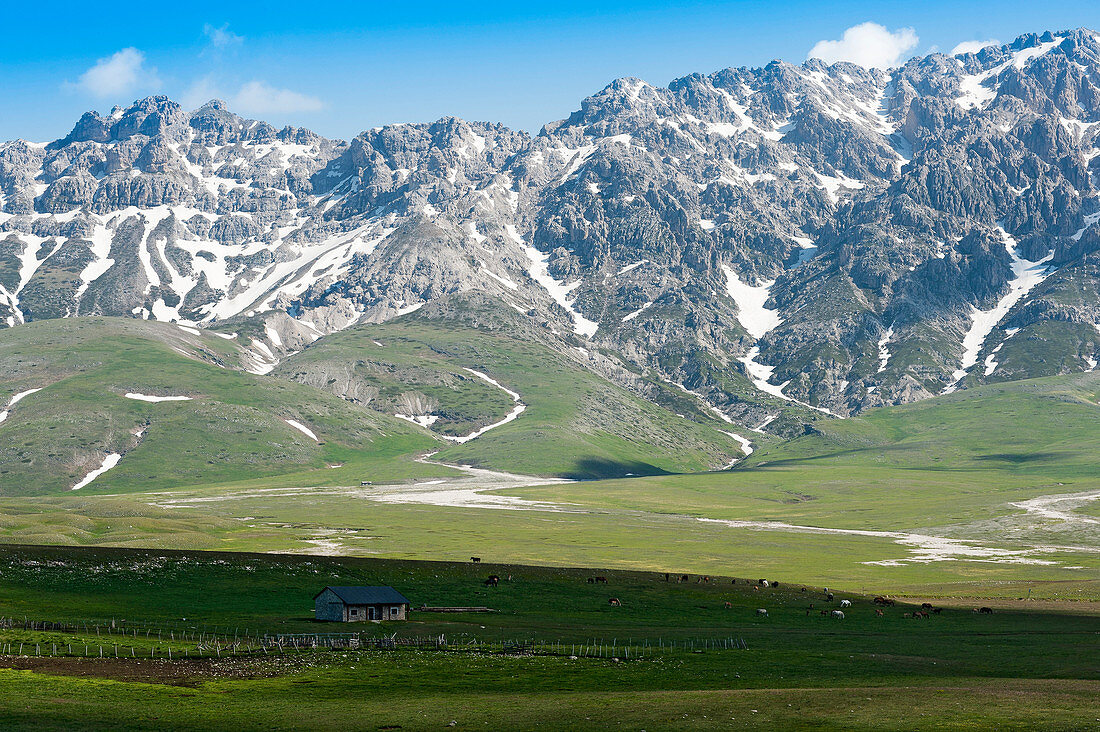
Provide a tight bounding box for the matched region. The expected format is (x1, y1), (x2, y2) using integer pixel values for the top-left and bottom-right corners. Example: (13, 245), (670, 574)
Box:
(747, 370), (1100, 477)
(509, 371), (1100, 553)
(0, 318), (447, 496)
(275, 310), (745, 478)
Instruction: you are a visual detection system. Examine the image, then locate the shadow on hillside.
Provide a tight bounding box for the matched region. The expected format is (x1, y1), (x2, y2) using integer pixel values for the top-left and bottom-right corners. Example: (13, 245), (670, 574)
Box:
(748, 445), (1062, 472)
(974, 452), (1059, 464)
(564, 458), (671, 480)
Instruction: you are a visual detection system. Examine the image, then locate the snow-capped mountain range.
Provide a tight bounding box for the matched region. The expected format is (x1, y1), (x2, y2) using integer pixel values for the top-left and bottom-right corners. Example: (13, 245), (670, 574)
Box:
(3, 28), (1100, 430)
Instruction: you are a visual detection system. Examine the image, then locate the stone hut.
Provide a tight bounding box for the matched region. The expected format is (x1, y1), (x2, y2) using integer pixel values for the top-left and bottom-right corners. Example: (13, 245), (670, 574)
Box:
(314, 586), (411, 622)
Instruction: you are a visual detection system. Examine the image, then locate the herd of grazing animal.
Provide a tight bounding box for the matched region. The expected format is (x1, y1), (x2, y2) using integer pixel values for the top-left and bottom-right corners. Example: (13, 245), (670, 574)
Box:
(468, 559), (960, 620)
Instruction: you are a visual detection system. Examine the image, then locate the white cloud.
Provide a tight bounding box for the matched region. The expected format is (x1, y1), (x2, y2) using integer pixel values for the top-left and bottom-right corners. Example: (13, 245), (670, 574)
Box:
(204, 23), (243, 49)
(75, 48), (161, 97)
(182, 78), (323, 115)
(808, 22), (919, 69)
(950, 39), (999, 56)
(231, 80), (323, 115)
(180, 76), (222, 110)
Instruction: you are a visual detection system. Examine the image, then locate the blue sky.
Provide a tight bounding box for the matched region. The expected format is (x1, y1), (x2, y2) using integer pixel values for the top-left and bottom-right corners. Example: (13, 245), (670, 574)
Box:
(3, 1), (1099, 142)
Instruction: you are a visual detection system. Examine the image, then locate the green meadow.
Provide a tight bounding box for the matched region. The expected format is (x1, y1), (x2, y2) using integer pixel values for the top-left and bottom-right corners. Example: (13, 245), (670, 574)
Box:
(0, 545), (1095, 731)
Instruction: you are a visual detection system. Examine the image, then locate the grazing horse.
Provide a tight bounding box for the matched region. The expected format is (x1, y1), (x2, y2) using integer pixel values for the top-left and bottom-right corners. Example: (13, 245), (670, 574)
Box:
(826, 593), (834, 602)
(756, 608), (768, 617)
(921, 603), (934, 611)
(484, 575), (500, 587)
(608, 598), (621, 607)
(681, 575), (690, 583)
(839, 599), (852, 608)
(979, 606), (993, 614)
(831, 610), (845, 619)
(759, 579), (769, 587)
(932, 607), (942, 614)
(595, 576), (609, 584)
(470, 557), (481, 563)
(771, 581), (779, 588)
(702, 576), (711, 583)
(874, 596), (895, 607)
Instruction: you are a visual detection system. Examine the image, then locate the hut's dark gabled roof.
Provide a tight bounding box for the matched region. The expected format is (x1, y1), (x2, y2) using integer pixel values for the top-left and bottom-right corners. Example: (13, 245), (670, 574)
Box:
(315, 586), (411, 605)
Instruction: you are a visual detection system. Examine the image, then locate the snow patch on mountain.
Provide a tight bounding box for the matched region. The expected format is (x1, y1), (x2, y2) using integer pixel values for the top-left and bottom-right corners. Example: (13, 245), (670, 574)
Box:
(877, 325), (894, 373)
(721, 266), (780, 339)
(72, 453), (122, 490)
(395, 414), (440, 428)
(510, 225), (598, 337)
(441, 368), (526, 443)
(124, 393), (193, 402)
(284, 418), (319, 442)
(0, 387), (43, 425)
(943, 228), (1054, 393)
(622, 301), (654, 322)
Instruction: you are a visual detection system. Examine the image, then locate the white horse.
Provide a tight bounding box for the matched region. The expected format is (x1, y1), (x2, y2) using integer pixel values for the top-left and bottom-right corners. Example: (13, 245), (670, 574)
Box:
(840, 599), (851, 608)
(831, 610), (845, 619)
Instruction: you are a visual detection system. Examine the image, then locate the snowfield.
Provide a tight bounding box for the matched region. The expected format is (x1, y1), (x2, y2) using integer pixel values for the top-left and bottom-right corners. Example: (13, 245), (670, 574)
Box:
(124, 393), (193, 403)
(721, 265), (781, 339)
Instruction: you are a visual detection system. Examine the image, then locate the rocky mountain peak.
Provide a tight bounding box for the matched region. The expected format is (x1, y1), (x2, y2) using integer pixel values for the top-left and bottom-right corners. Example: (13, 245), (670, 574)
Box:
(3, 27), (1100, 431)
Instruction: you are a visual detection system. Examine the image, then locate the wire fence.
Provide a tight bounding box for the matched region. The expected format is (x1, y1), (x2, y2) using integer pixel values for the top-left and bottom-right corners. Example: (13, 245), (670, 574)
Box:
(0, 616), (748, 661)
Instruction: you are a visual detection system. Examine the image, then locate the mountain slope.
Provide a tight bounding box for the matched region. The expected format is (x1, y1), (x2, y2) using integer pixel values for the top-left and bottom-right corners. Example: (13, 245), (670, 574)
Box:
(275, 296), (750, 478)
(2, 29), (1100, 431)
